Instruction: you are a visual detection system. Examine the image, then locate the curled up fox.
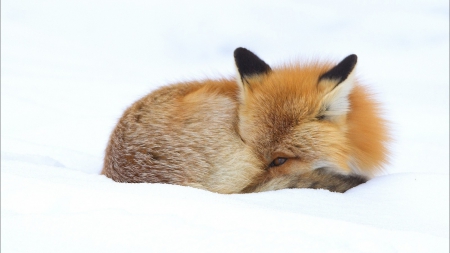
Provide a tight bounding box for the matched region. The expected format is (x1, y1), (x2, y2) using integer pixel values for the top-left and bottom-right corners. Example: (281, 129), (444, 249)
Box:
(102, 48), (390, 193)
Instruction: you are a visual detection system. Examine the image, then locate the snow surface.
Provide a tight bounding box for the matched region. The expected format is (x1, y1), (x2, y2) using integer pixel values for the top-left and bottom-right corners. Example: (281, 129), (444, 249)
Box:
(2, 0), (449, 252)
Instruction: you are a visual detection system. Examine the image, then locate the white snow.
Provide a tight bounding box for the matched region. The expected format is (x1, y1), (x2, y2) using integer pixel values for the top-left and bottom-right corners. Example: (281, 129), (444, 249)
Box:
(2, 0), (449, 252)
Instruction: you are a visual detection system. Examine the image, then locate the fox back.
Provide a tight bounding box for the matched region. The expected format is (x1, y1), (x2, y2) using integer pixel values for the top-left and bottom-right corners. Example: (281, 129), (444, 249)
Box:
(102, 47), (389, 193)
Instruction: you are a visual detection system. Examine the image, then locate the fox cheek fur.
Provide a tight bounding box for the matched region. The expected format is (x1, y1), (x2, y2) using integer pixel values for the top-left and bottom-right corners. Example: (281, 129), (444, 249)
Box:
(102, 47), (390, 193)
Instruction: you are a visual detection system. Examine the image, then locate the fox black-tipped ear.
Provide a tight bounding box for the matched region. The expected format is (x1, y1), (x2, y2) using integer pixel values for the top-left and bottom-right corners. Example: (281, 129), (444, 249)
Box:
(318, 54), (358, 120)
(319, 54), (357, 84)
(234, 47), (271, 84)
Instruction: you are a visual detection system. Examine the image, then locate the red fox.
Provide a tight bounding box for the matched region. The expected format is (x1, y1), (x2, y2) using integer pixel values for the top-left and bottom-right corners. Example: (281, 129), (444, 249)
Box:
(102, 47), (389, 193)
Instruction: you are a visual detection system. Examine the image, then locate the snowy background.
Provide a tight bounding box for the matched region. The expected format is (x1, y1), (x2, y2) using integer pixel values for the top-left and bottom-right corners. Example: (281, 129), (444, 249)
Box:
(2, 0), (449, 252)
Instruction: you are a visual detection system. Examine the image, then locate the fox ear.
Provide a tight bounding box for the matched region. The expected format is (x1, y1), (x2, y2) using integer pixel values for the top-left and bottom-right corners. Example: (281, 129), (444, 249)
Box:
(234, 47), (271, 88)
(318, 54), (358, 120)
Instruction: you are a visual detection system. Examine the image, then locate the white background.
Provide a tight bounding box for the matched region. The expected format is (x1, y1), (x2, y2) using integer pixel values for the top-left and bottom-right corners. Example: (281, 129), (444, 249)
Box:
(2, 0), (449, 252)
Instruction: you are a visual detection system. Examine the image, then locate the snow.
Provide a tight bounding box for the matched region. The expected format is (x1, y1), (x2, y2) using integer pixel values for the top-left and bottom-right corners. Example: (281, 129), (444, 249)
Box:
(2, 0), (449, 252)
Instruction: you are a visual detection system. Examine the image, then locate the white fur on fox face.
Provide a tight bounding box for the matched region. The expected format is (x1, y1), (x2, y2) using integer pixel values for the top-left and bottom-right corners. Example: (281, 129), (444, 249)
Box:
(320, 66), (356, 119)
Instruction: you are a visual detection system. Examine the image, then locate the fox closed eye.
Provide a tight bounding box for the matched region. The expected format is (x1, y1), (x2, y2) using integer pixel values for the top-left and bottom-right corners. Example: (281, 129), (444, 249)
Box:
(269, 157), (288, 167)
(316, 115), (325, 120)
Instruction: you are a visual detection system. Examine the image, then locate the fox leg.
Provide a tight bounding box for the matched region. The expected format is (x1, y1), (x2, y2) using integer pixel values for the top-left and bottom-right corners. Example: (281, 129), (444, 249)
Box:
(293, 168), (367, 193)
(241, 168), (367, 193)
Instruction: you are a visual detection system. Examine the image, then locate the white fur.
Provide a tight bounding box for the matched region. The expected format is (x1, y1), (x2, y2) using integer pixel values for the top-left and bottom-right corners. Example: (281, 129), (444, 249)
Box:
(234, 64), (247, 103)
(320, 67), (357, 119)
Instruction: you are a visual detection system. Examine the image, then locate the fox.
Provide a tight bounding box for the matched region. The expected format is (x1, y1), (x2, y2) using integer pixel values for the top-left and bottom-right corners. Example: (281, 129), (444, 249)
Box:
(102, 47), (390, 193)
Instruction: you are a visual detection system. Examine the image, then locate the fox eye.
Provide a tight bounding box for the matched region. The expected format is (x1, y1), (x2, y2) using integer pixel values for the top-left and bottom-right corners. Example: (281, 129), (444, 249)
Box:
(269, 157), (288, 167)
(316, 115), (325, 120)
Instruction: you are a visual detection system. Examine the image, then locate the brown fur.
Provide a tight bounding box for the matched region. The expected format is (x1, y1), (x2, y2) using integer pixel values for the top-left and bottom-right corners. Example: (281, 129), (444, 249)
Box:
(102, 49), (390, 193)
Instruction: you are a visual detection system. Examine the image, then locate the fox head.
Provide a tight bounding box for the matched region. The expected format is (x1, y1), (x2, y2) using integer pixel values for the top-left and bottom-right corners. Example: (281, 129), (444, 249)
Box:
(234, 48), (389, 191)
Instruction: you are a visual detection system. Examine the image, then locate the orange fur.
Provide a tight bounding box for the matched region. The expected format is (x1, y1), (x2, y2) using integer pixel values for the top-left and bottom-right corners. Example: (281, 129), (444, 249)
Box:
(347, 85), (390, 176)
(102, 49), (390, 193)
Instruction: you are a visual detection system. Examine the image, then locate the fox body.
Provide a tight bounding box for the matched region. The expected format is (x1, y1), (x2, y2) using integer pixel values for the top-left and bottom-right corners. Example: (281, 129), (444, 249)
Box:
(102, 48), (389, 193)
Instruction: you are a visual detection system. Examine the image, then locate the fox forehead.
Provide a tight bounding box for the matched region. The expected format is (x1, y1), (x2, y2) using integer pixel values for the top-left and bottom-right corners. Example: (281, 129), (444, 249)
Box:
(241, 63), (337, 124)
